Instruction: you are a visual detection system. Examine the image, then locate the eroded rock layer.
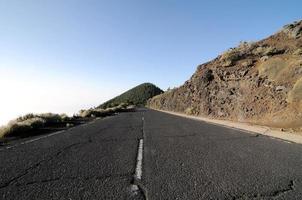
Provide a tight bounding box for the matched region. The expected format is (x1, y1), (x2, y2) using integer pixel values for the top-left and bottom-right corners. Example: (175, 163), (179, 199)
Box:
(148, 20), (302, 129)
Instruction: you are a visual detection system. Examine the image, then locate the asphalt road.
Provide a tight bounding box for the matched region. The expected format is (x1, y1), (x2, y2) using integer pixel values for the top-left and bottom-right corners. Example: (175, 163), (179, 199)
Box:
(1, 109), (302, 200)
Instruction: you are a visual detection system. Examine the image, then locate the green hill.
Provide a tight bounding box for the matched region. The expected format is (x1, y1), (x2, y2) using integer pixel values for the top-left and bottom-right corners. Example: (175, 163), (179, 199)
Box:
(98, 83), (163, 109)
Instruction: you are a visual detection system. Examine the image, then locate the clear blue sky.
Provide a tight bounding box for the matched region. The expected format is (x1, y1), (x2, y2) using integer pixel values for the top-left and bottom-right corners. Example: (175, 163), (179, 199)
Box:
(0, 0), (301, 124)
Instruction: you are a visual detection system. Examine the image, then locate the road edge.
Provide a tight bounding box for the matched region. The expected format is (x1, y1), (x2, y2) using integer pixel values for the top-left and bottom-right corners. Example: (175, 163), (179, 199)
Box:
(151, 108), (302, 144)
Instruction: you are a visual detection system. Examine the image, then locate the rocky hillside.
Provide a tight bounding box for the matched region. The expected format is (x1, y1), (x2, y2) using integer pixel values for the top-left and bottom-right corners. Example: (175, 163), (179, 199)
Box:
(148, 20), (302, 129)
(98, 83), (163, 109)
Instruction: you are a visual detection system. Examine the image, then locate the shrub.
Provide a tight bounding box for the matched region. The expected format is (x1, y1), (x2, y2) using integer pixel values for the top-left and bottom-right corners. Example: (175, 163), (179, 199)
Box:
(27, 117), (46, 129)
(252, 46), (285, 56)
(0, 103), (135, 138)
(282, 20), (302, 38)
(220, 41), (256, 65)
(60, 114), (70, 121)
(0, 112), (74, 138)
(15, 113), (64, 125)
(0, 117), (46, 137)
(16, 113), (35, 122)
(37, 113), (62, 125)
(79, 110), (93, 118)
(78, 103), (134, 118)
(220, 48), (242, 63)
(79, 108), (113, 118)
(0, 127), (5, 138)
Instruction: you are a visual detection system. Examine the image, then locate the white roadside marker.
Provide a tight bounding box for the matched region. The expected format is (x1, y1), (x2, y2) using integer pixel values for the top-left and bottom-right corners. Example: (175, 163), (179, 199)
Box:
(135, 139), (144, 180)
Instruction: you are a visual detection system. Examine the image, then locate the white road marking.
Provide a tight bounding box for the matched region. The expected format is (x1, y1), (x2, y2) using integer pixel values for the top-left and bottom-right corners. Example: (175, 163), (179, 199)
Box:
(135, 139), (144, 180)
(131, 115), (145, 196)
(22, 130), (65, 144)
(1, 130), (65, 151)
(130, 184), (139, 194)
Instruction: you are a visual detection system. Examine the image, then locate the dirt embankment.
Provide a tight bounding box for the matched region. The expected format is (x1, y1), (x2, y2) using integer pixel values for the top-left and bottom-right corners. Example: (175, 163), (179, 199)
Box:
(148, 20), (302, 130)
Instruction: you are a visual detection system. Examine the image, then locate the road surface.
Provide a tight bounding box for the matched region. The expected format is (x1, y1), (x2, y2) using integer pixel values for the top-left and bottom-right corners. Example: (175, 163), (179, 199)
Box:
(1, 109), (302, 199)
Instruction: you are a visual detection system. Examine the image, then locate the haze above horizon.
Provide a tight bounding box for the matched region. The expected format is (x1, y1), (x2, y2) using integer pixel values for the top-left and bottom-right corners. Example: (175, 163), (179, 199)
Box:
(0, 0), (301, 125)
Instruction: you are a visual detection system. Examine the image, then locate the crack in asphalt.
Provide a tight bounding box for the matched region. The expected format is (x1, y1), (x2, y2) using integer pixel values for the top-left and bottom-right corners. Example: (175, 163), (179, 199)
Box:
(231, 180), (295, 200)
(0, 139), (92, 190)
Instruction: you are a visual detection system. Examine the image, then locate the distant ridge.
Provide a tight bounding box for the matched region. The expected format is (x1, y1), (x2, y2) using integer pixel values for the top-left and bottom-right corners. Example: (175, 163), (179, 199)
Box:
(98, 83), (163, 109)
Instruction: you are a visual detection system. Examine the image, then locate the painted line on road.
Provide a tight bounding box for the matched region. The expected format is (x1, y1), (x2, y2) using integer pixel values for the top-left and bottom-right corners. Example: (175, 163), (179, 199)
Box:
(135, 139), (144, 180)
(142, 114), (146, 139)
(22, 130), (65, 144)
(131, 115), (146, 196)
(0, 130), (65, 151)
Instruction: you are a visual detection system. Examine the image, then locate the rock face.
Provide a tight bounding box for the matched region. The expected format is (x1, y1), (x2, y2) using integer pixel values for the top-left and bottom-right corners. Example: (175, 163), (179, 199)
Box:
(282, 20), (302, 39)
(148, 20), (302, 129)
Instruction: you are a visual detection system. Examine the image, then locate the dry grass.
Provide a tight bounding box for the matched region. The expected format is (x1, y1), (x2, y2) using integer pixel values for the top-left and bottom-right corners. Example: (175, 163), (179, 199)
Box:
(78, 103), (130, 118)
(0, 113), (75, 138)
(258, 57), (286, 81)
(288, 77), (302, 103)
(0, 103), (135, 139)
(0, 117), (46, 138)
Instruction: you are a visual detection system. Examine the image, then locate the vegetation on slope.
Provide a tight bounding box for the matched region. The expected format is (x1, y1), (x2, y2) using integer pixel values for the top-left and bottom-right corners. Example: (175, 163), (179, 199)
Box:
(98, 83), (163, 109)
(0, 104), (135, 139)
(0, 82), (161, 139)
(0, 113), (75, 138)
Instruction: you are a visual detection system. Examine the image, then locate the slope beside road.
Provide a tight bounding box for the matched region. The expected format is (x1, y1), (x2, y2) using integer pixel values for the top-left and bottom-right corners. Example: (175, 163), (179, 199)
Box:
(1, 109), (302, 199)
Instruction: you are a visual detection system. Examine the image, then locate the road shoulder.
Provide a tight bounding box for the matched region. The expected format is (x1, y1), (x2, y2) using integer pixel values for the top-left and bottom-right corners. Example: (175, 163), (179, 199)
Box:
(151, 108), (302, 144)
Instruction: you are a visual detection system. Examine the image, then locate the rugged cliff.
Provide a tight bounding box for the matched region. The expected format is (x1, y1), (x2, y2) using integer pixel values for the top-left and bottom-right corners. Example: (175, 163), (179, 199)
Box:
(148, 20), (302, 129)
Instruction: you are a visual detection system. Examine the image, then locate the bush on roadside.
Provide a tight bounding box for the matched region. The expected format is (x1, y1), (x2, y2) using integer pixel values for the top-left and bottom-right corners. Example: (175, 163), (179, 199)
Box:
(60, 114), (71, 122)
(0, 113), (71, 138)
(0, 103), (136, 138)
(16, 113), (35, 122)
(38, 113), (62, 125)
(78, 103), (135, 118)
(16, 113), (65, 125)
(0, 117), (46, 138)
